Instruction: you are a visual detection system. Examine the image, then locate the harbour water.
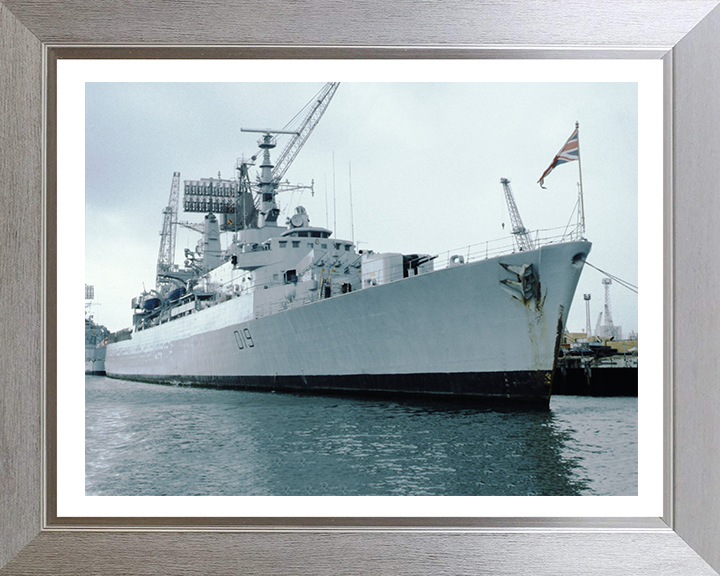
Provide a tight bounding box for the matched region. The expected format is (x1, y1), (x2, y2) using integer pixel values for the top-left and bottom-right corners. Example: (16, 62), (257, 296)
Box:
(86, 375), (637, 496)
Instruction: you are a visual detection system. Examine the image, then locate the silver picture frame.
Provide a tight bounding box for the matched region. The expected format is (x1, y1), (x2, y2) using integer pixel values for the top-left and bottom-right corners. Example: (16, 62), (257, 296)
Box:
(2, 1), (719, 573)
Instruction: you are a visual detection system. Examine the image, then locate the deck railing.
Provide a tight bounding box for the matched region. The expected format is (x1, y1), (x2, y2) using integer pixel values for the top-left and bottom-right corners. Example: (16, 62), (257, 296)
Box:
(434, 224), (585, 270)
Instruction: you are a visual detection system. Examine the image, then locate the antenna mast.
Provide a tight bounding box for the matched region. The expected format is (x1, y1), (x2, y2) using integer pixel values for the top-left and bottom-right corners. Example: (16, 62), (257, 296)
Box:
(349, 161), (355, 245)
(239, 82), (341, 228)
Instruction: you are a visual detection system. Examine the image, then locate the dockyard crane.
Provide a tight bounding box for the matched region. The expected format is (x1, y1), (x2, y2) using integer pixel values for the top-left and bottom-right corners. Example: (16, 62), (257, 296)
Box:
(175, 220), (204, 234)
(156, 172), (181, 289)
(500, 178), (533, 252)
(272, 82), (340, 186)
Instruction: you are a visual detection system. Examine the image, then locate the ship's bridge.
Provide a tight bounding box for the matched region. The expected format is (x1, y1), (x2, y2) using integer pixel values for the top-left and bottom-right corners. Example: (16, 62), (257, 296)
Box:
(281, 227), (333, 239)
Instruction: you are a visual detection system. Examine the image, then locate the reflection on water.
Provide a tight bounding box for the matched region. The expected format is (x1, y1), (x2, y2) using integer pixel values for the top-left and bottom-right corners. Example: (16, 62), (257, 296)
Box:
(85, 376), (636, 496)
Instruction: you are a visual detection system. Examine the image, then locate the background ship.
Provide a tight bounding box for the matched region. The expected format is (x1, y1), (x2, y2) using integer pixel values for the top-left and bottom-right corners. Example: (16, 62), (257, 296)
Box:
(104, 84), (591, 406)
(85, 284), (108, 375)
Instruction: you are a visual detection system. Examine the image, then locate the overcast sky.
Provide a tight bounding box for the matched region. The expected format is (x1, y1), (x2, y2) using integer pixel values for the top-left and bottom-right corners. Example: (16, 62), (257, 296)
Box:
(86, 82), (639, 335)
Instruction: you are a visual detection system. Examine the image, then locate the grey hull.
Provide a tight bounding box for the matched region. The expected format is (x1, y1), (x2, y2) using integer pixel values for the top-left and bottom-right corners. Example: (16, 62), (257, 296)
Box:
(106, 240), (591, 404)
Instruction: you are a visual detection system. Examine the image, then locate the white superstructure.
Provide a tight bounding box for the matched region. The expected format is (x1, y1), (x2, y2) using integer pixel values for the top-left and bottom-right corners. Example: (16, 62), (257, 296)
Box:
(104, 86), (591, 405)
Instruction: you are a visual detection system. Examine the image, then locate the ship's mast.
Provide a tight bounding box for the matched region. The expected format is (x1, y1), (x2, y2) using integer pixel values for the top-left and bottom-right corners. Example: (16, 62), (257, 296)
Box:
(175, 84), (340, 252)
(240, 129), (300, 227)
(238, 82), (340, 230)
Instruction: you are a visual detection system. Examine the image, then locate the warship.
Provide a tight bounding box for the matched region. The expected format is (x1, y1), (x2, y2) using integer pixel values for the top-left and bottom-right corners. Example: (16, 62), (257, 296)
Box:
(104, 84), (591, 405)
(85, 286), (109, 375)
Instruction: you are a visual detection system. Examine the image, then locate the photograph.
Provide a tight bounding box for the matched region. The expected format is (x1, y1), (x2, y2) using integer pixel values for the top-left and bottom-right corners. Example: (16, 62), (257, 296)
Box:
(83, 78), (641, 498)
(4, 2), (720, 574)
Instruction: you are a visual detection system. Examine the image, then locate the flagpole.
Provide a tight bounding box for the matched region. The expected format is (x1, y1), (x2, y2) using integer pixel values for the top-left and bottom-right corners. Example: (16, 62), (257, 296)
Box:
(576, 120), (586, 235)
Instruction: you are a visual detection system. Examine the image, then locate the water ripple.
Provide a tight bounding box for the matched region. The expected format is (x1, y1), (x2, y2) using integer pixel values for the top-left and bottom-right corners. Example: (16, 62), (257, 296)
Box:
(86, 376), (636, 496)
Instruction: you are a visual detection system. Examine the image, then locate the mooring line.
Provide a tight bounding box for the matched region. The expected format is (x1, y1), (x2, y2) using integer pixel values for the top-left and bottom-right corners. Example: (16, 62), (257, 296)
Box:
(585, 261), (638, 293)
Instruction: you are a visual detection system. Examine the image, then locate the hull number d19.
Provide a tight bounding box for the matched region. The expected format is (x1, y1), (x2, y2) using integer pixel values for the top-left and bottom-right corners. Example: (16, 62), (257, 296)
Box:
(233, 328), (255, 350)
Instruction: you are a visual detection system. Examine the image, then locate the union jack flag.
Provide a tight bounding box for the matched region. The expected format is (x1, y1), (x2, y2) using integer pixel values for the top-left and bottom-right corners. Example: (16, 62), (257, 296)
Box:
(538, 126), (579, 189)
